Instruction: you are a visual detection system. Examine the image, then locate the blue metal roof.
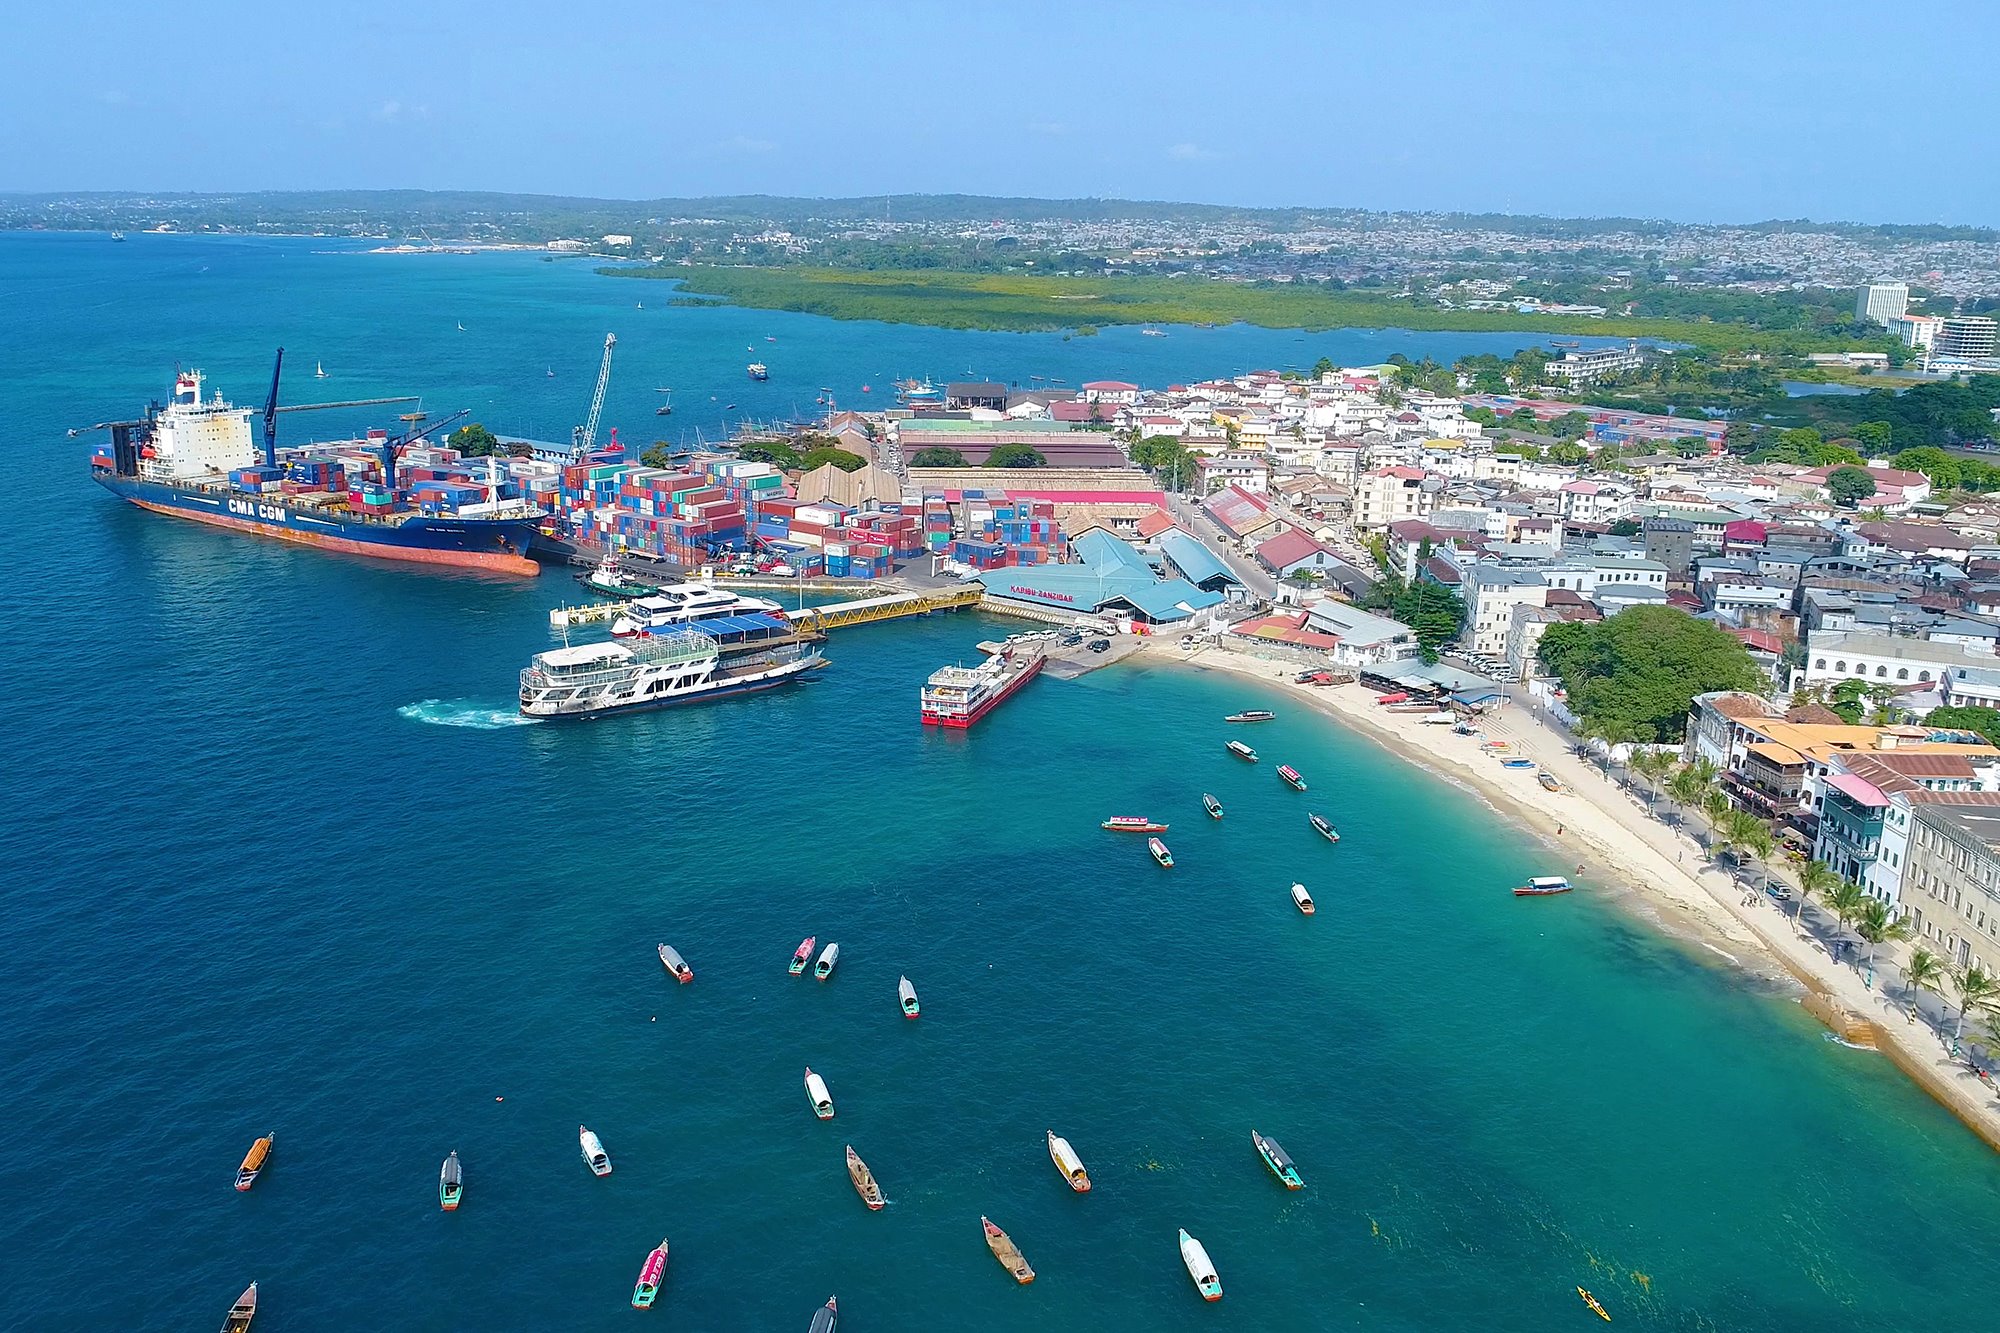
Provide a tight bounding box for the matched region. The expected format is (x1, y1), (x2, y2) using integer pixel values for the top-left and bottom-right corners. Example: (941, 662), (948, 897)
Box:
(1155, 528), (1239, 589)
(976, 529), (1225, 623)
(691, 612), (793, 640)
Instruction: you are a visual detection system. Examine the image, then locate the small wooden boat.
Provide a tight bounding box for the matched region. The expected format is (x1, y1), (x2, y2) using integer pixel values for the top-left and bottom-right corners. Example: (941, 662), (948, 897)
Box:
(632, 1237), (670, 1308)
(1308, 812), (1340, 842)
(1047, 1130), (1091, 1192)
(1578, 1287), (1611, 1321)
(220, 1282), (257, 1333)
(898, 975), (920, 1019)
(790, 935), (817, 975)
(439, 1151), (463, 1211)
(579, 1125), (612, 1177)
(1500, 757), (1537, 770)
(1148, 836), (1174, 868)
(1290, 882), (1315, 915)
(1277, 764), (1307, 791)
(805, 1067), (835, 1119)
(809, 1296), (839, 1333)
(1179, 1229), (1222, 1302)
(846, 1144), (884, 1210)
(1225, 710), (1275, 723)
(1539, 771), (1563, 793)
(235, 1133), (274, 1192)
(1514, 876), (1574, 897)
(982, 1215), (1035, 1283)
(658, 943), (693, 983)
(814, 941), (840, 979)
(1203, 793), (1223, 819)
(1101, 815), (1169, 832)
(1226, 740), (1257, 762)
(1252, 1130), (1304, 1189)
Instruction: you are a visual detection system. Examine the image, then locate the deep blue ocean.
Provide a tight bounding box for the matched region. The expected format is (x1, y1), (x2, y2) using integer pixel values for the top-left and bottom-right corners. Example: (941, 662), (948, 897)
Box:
(3, 231), (1997, 1332)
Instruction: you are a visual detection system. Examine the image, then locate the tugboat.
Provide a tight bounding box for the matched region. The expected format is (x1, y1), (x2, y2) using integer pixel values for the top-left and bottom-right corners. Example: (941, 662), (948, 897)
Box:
(1179, 1229), (1223, 1302)
(658, 943), (693, 983)
(1101, 815), (1169, 833)
(1047, 1130), (1091, 1192)
(235, 1134), (274, 1192)
(1226, 740), (1257, 762)
(1252, 1131), (1304, 1189)
(581, 548), (662, 600)
(1277, 764), (1307, 791)
(1290, 883), (1316, 915)
(804, 1068), (836, 1119)
(220, 1283), (257, 1333)
(1203, 793), (1223, 819)
(1309, 812), (1340, 843)
(898, 976), (921, 1019)
(790, 935), (817, 975)
(438, 1151), (463, 1211)
(1148, 836), (1174, 868)
(814, 941), (840, 980)
(846, 1145), (885, 1210)
(631, 1237), (670, 1309)
(982, 1216), (1035, 1283)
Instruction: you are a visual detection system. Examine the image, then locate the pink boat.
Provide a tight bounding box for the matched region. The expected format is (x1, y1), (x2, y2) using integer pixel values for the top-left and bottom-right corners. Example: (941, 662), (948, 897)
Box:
(632, 1237), (670, 1308)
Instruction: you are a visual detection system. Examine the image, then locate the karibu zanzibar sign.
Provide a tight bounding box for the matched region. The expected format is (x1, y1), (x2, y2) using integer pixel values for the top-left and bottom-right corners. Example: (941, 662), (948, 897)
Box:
(1010, 585), (1075, 603)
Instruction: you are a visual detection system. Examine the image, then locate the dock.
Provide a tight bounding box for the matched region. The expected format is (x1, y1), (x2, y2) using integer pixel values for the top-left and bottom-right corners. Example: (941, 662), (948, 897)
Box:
(550, 583), (983, 633)
(977, 633), (1145, 680)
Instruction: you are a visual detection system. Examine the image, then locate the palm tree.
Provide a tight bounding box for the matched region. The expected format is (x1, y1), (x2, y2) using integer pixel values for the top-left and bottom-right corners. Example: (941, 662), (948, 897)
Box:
(1795, 859), (1838, 927)
(1726, 811), (1775, 888)
(1627, 749), (1668, 806)
(1702, 788), (1733, 848)
(1667, 764), (1708, 814)
(1949, 964), (2000, 1043)
(1824, 880), (1868, 943)
(1853, 899), (1914, 976)
(1904, 946), (1949, 1019)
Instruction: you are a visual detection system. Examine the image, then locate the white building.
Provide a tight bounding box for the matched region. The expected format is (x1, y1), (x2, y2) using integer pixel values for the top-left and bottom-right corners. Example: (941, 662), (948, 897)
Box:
(1546, 341), (1644, 385)
(1937, 317), (1998, 361)
(1803, 632), (1992, 689)
(1557, 479), (1635, 525)
(1856, 281), (1910, 326)
(1353, 466), (1434, 533)
(1463, 565), (1548, 656)
(1889, 314), (1942, 350)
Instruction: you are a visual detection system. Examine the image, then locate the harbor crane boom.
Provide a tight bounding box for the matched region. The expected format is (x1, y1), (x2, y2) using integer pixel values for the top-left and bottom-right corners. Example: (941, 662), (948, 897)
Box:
(572, 332), (616, 459)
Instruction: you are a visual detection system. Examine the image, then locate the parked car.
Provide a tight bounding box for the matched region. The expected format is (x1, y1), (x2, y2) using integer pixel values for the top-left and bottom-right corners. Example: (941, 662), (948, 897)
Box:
(1088, 639), (1111, 653)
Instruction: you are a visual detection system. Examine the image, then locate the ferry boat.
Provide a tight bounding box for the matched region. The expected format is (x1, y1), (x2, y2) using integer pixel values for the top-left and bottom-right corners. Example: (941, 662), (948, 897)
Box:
(1225, 710), (1275, 723)
(580, 548), (661, 600)
(1047, 1130), (1091, 1192)
(1179, 1229), (1222, 1302)
(658, 943), (693, 983)
(805, 1067), (835, 1119)
(1278, 764), (1307, 791)
(1101, 816), (1168, 833)
(220, 1283), (257, 1333)
(439, 1151), (463, 1211)
(747, 362), (769, 380)
(518, 619), (827, 720)
(1148, 836), (1174, 868)
(1226, 740), (1257, 762)
(1203, 793), (1223, 819)
(632, 1237), (670, 1309)
(579, 1125), (612, 1177)
(1514, 876), (1574, 897)
(1251, 1131), (1304, 1189)
(235, 1133), (274, 1191)
(814, 941), (840, 980)
(846, 1145), (885, 1209)
(89, 364), (542, 575)
(608, 583), (783, 636)
(1309, 812), (1340, 843)
(920, 646), (1046, 727)
(1539, 771), (1564, 793)
(1290, 882), (1315, 915)
(790, 935), (817, 975)
(982, 1216), (1035, 1283)
(898, 976), (920, 1019)
(809, 1296), (839, 1333)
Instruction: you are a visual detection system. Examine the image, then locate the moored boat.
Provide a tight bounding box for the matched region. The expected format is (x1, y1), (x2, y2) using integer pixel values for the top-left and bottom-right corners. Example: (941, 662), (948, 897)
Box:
(1539, 771), (1563, 793)
(579, 1125), (612, 1177)
(1277, 764), (1307, 791)
(1203, 793), (1223, 819)
(809, 1296), (838, 1333)
(1179, 1229), (1222, 1301)
(1225, 709), (1275, 723)
(632, 1237), (670, 1308)
(982, 1216), (1035, 1283)
(1308, 812), (1340, 842)
(1047, 1130), (1091, 1192)
(846, 1144), (884, 1210)
(1226, 740), (1257, 762)
(805, 1067), (836, 1119)
(657, 943), (693, 983)
(814, 941), (840, 980)
(235, 1133), (274, 1192)
(1148, 836), (1174, 868)
(1500, 757), (1537, 769)
(581, 548), (661, 600)
(439, 1151), (463, 1211)
(898, 975), (920, 1019)
(220, 1282), (257, 1333)
(1290, 883), (1315, 915)
(1514, 875), (1574, 897)
(1252, 1130), (1304, 1189)
(790, 935), (817, 975)
(1101, 815), (1169, 832)
(920, 645), (1046, 727)
(1579, 1287), (1611, 1321)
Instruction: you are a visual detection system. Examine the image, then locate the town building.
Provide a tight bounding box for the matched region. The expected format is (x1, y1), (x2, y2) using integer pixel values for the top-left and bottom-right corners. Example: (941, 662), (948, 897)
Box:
(1545, 341), (1645, 386)
(1905, 803), (2000, 972)
(1856, 281), (1910, 327)
(1353, 466), (1435, 533)
(1936, 316), (1999, 362)
(1462, 565), (1548, 656)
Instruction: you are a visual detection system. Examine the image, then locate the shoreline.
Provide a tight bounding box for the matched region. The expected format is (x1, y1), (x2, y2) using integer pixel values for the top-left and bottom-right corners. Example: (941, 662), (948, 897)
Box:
(1155, 642), (2000, 1152)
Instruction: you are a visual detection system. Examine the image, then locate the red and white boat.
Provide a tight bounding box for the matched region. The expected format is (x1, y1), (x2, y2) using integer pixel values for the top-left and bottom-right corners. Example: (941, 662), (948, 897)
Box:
(789, 935), (816, 975)
(920, 646), (1045, 728)
(1101, 816), (1168, 833)
(631, 1237), (669, 1309)
(1513, 876), (1574, 897)
(1277, 765), (1307, 791)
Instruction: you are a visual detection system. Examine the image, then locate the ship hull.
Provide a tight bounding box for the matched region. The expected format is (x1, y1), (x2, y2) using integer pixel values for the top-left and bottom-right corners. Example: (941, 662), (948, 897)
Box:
(97, 474), (541, 575)
(522, 657), (824, 720)
(920, 653), (1044, 728)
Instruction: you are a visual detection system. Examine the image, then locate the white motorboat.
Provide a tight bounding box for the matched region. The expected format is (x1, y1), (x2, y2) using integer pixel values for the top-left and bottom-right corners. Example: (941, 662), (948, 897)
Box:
(579, 1125), (612, 1177)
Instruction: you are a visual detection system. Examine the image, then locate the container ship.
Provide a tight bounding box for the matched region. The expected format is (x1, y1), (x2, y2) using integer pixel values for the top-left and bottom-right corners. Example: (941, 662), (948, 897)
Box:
(520, 612), (826, 718)
(919, 644), (1045, 728)
(88, 356), (543, 575)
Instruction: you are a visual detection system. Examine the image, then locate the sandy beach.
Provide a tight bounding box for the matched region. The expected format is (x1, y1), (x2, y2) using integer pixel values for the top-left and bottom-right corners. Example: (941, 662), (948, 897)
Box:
(1163, 641), (2000, 1152)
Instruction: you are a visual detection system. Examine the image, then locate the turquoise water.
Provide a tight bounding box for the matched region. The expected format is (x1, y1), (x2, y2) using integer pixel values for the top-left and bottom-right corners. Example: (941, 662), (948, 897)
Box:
(4, 232), (1999, 1330)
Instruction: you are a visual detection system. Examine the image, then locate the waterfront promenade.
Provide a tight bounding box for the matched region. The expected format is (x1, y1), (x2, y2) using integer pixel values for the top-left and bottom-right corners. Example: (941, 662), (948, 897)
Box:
(1174, 642), (2000, 1151)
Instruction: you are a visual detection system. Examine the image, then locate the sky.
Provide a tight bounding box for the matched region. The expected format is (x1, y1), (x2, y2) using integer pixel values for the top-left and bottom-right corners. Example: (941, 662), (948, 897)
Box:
(5, 0), (1998, 227)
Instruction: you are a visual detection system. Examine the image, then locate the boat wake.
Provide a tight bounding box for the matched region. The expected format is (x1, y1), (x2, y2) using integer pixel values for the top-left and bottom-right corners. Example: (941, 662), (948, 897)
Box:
(397, 699), (541, 729)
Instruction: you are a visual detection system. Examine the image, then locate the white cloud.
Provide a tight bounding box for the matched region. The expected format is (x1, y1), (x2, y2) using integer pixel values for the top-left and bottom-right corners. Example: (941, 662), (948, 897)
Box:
(1029, 120), (1067, 137)
(1167, 142), (1218, 161)
(375, 101), (429, 123)
(722, 134), (776, 154)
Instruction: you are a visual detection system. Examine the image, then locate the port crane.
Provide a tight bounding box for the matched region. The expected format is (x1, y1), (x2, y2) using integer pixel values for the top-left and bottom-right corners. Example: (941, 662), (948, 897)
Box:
(571, 332), (616, 459)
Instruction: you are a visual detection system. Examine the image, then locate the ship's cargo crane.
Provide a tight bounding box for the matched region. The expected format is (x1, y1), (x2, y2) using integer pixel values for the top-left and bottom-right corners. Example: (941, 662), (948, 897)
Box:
(571, 332), (616, 459)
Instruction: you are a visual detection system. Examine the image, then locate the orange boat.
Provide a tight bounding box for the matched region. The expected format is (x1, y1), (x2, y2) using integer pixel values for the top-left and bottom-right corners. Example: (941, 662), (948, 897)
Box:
(235, 1134), (274, 1192)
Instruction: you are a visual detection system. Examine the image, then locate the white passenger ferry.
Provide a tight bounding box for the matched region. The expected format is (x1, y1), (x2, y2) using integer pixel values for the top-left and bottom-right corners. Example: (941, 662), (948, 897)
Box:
(609, 581), (784, 637)
(520, 618), (824, 718)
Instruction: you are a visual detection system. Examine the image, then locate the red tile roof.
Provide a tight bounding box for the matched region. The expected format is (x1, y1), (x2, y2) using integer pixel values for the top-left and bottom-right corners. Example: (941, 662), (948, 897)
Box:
(1255, 526), (1329, 569)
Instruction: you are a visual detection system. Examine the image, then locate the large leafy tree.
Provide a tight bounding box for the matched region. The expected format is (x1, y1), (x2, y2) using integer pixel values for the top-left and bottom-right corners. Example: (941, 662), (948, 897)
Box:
(1827, 465), (1877, 507)
(908, 447), (968, 468)
(1923, 706), (2000, 746)
(986, 444), (1047, 469)
(449, 422), (502, 456)
(1536, 607), (1766, 743)
(1389, 581), (1464, 664)
(800, 446), (868, 473)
